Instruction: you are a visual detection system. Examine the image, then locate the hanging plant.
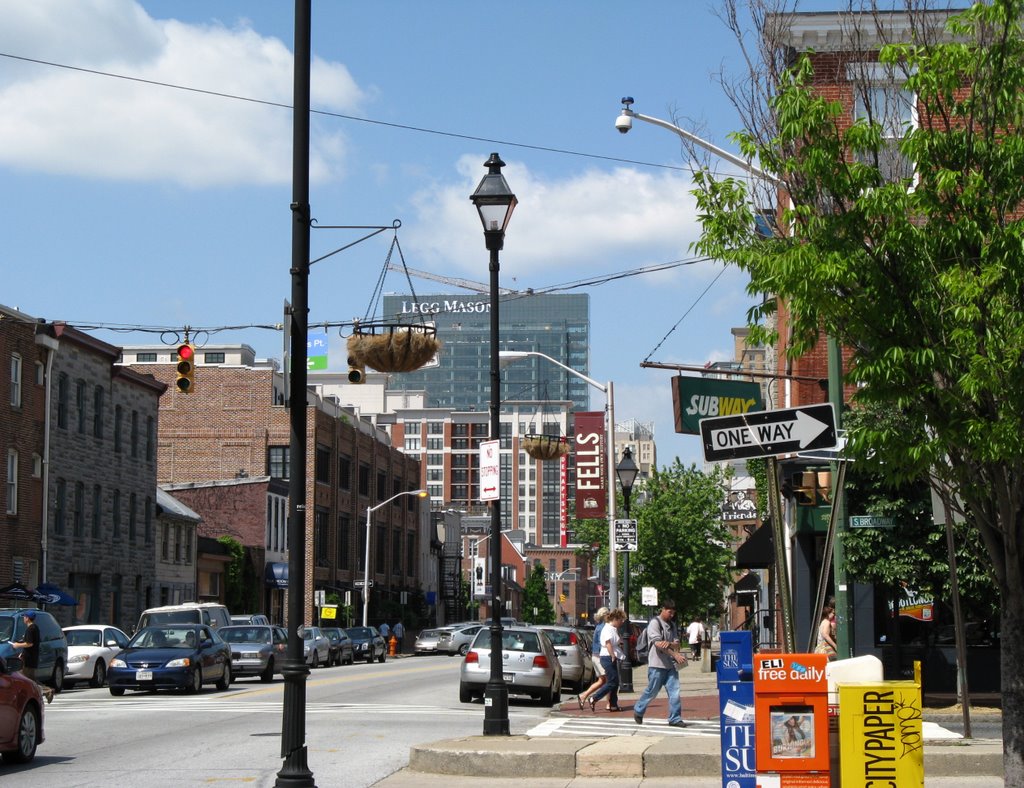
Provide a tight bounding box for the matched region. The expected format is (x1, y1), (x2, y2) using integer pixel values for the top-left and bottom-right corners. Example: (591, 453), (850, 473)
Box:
(523, 433), (570, 461)
(347, 323), (441, 374)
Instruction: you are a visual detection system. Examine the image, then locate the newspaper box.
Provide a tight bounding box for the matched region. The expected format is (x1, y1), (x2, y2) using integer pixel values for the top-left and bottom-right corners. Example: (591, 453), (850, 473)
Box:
(717, 631), (756, 788)
(838, 681), (924, 788)
(753, 653), (831, 787)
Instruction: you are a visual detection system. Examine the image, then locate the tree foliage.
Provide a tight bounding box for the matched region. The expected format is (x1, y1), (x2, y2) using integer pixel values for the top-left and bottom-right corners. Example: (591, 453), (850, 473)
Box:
(522, 563), (555, 625)
(695, 1), (1024, 777)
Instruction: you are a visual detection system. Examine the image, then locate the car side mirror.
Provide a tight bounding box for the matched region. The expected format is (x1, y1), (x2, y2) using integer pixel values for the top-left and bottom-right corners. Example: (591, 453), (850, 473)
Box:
(106, 640), (119, 647)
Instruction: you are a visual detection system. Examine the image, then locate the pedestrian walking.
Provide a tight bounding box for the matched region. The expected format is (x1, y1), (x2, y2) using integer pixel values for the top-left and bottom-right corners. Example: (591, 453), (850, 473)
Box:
(814, 604), (838, 659)
(10, 610), (54, 703)
(393, 621), (404, 652)
(633, 600), (688, 728)
(577, 606), (609, 709)
(686, 617), (706, 660)
(379, 621), (391, 639)
(586, 608), (626, 712)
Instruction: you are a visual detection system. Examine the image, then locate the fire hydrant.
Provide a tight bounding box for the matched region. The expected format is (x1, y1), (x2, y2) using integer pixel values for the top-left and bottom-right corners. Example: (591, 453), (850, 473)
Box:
(388, 634), (398, 656)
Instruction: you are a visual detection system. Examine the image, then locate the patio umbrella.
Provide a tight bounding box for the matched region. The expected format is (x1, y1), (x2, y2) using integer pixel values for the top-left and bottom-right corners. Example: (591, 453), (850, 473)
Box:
(0, 582), (37, 601)
(34, 582), (77, 606)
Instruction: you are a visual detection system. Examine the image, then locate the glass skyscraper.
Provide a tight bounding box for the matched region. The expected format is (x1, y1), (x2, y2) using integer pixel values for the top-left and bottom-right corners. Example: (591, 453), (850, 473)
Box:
(381, 292), (591, 412)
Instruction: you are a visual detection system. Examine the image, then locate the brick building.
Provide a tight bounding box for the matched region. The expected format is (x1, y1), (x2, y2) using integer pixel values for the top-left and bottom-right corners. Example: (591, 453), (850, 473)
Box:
(123, 344), (425, 627)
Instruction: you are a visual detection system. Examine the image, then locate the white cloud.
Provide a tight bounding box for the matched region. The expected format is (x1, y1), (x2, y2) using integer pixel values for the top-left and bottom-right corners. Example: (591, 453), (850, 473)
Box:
(0, 0), (361, 187)
(404, 154), (705, 285)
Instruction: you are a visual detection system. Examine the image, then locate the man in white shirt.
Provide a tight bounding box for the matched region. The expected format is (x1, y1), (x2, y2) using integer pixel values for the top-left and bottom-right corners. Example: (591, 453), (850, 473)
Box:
(686, 618), (705, 659)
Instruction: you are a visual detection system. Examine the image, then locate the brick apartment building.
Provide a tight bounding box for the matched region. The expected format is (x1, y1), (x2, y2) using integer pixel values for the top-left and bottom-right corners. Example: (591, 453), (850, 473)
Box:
(123, 344), (425, 627)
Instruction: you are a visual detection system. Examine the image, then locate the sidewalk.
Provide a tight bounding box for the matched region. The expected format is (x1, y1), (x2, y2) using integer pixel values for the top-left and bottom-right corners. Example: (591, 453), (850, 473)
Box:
(375, 660), (1004, 785)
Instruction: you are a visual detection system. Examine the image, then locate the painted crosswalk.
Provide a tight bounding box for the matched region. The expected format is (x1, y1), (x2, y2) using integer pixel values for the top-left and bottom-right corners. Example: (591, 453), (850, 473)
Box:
(528, 715), (722, 738)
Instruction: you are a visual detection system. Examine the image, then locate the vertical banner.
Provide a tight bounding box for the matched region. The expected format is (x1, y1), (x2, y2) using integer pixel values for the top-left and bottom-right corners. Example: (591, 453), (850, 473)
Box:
(559, 454), (568, 547)
(574, 411), (606, 520)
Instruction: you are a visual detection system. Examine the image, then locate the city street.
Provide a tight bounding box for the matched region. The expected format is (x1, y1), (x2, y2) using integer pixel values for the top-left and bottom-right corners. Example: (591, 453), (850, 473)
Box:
(2, 655), (551, 787)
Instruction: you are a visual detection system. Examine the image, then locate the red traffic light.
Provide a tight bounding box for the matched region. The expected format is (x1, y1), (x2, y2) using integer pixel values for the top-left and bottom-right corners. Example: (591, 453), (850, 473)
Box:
(177, 344), (194, 361)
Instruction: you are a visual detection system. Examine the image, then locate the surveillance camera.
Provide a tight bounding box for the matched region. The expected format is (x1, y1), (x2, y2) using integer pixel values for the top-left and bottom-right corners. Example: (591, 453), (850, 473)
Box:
(615, 113), (632, 134)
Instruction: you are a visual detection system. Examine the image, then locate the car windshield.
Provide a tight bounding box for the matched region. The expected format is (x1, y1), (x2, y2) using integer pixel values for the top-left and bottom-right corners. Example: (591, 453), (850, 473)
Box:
(130, 627), (198, 649)
(301, 629), (316, 641)
(221, 627), (269, 644)
(0, 617), (17, 641)
(65, 629), (102, 647)
(144, 611), (198, 626)
(540, 629), (573, 646)
(347, 627), (371, 639)
(324, 631), (340, 642)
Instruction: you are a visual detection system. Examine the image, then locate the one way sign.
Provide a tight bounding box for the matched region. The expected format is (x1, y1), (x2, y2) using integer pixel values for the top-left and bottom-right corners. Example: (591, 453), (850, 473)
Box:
(700, 403), (837, 462)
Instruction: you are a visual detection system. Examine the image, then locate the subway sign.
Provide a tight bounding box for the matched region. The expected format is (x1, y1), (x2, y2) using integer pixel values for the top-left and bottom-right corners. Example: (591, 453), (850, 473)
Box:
(672, 376), (764, 435)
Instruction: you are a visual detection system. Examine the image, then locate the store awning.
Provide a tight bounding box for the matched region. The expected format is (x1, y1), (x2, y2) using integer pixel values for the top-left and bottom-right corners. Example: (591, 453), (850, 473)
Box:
(735, 524), (773, 569)
(265, 562), (288, 589)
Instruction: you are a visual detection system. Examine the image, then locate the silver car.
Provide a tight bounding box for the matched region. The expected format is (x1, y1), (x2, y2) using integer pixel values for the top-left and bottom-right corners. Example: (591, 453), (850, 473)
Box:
(444, 624), (485, 657)
(414, 627), (454, 655)
(300, 626), (331, 668)
(219, 625), (287, 682)
(459, 626), (562, 706)
(535, 625), (595, 692)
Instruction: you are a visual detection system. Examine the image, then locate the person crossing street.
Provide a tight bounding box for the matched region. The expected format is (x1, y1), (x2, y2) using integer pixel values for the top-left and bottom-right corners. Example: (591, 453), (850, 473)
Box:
(633, 600), (687, 728)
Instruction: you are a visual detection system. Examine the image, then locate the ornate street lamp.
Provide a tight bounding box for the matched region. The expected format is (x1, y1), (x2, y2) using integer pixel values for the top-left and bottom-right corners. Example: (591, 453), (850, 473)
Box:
(615, 446), (640, 692)
(470, 153), (516, 736)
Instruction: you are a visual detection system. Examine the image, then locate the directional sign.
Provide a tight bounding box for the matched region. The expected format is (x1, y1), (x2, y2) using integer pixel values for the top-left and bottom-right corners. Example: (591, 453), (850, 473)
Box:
(614, 518), (638, 552)
(849, 515), (895, 529)
(700, 403), (838, 463)
(354, 579), (374, 588)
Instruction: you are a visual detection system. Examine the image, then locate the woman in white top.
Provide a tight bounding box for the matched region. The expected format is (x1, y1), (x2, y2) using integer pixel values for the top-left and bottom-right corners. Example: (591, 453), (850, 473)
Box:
(586, 608), (626, 712)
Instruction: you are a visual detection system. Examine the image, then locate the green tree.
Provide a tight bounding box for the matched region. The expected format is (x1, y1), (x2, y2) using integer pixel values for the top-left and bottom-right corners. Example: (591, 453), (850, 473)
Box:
(695, 1), (1024, 775)
(633, 460), (734, 621)
(217, 536), (258, 614)
(522, 563), (555, 625)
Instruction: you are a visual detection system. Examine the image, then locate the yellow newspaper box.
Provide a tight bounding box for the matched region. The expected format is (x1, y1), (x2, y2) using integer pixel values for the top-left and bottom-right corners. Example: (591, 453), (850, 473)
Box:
(837, 681), (923, 788)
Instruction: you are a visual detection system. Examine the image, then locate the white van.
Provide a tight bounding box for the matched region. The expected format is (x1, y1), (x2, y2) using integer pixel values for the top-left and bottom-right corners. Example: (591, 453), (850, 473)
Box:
(137, 602), (232, 632)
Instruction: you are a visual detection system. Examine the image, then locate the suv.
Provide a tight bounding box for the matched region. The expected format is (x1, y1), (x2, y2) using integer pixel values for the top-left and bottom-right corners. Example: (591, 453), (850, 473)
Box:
(137, 603), (231, 632)
(0, 608), (69, 692)
(231, 614), (270, 626)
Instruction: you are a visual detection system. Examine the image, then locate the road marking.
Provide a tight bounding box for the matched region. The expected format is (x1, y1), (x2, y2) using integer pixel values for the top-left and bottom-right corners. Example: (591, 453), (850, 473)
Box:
(528, 716), (721, 738)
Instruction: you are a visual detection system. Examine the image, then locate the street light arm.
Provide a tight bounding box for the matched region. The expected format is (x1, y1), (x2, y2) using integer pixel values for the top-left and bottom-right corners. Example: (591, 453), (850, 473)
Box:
(499, 350), (607, 393)
(619, 107), (783, 187)
(369, 488), (427, 516)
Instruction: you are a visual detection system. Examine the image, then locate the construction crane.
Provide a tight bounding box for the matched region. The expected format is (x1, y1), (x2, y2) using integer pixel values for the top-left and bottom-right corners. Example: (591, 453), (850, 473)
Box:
(386, 264), (518, 295)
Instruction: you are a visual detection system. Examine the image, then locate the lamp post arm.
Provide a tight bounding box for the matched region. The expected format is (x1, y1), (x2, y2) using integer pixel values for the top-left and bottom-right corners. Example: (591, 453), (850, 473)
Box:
(622, 109), (783, 186)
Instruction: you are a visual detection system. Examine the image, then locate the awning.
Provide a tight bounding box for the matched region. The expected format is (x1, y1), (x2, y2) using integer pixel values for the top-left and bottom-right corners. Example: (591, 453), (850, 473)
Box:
(734, 572), (761, 593)
(265, 562), (288, 589)
(735, 524), (774, 569)
(34, 582), (77, 606)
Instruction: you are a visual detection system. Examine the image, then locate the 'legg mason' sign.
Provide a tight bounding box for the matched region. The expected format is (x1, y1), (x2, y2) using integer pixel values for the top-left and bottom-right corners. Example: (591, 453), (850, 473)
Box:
(700, 403), (838, 462)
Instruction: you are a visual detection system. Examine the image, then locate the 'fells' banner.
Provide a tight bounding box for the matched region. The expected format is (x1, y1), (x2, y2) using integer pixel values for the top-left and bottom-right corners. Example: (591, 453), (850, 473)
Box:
(671, 376), (764, 435)
(574, 412), (606, 520)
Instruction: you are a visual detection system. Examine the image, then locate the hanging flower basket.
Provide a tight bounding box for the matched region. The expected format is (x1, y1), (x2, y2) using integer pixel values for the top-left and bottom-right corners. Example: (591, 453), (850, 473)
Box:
(523, 433), (570, 461)
(347, 323), (441, 373)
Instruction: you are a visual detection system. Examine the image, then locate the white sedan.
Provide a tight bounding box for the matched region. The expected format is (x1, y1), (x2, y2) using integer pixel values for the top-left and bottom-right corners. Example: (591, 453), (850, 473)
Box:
(63, 624), (131, 688)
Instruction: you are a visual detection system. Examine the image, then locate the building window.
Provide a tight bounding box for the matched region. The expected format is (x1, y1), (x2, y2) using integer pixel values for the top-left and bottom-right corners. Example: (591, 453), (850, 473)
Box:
(406, 532), (416, 577)
(10, 354), (21, 408)
(428, 421), (444, 435)
(184, 527), (192, 565)
(161, 524), (170, 560)
(145, 496), (153, 543)
(57, 373), (68, 428)
(404, 435), (421, 451)
(375, 525), (386, 574)
(114, 405), (122, 452)
(112, 489), (121, 539)
(392, 528), (401, 574)
(426, 438), (443, 450)
(35, 361), (44, 386)
(403, 420), (421, 435)
(76, 380), (87, 433)
(93, 386), (104, 438)
(146, 416), (155, 461)
(128, 492), (137, 542)
(427, 454), (443, 466)
(73, 482), (85, 537)
(315, 445), (331, 484)
(175, 525), (183, 562)
(358, 464), (371, 497)
(92, 485), (102, 538)
(267, 446), (289, 479)
(851, 65), (917, 184)
(32, 453), (41, 478)
(338, 454), (351, 491)
(130, 411), (139, 458)
(337, 514), (350, 569)
(5, 449), (17, 514)
(376, 471), (387, 502)
(204, 352), (225, 364)
(314, 509), (330, 568)
(54, 478), (66, 534)
(136, 352), (157, 362)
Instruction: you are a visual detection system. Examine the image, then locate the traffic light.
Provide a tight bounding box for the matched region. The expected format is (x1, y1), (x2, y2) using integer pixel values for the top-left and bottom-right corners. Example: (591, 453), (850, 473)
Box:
(347, 355), (365, 384)
(175, 343), (196, 393)
(559, 594), (567, 603)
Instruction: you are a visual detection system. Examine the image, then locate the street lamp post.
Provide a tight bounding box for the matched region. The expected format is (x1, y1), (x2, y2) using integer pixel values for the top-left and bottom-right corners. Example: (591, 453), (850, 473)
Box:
(363, 489), (428, 627)
(470, 153), (517, 737)
(498, 350), (620, 611)
(615, 446), (640, 692)
(547, 567), (583, 623)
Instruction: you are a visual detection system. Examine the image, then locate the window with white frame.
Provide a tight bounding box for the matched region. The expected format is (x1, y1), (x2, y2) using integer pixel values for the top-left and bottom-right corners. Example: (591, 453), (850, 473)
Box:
(6, 449), (17, 514)
(10, 354), (22, 407)
(850, 63), (917, 183)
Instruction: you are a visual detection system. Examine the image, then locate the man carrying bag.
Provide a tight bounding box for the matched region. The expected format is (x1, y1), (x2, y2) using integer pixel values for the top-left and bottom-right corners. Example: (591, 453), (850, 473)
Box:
(632, 600), (687, 727)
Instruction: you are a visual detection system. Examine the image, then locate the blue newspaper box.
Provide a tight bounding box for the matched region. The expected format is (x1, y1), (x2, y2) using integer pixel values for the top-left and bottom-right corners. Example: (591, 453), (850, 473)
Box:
(716, 631), (755, 788)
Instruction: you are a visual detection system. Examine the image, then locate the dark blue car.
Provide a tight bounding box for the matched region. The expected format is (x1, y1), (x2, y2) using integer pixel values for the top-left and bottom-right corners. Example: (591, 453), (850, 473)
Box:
(108, 624), (231, 695)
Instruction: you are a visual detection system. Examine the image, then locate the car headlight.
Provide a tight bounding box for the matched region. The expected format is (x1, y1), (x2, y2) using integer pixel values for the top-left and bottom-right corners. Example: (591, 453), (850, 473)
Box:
(111, 658), (127, 668)
(68, 654), (90, 664)
(165, 657), (191, 668)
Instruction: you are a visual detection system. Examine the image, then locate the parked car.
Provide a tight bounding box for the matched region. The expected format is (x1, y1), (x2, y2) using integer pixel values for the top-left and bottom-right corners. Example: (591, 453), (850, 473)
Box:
(534, 625), (594, 692)
(218, 625), (287, 682)
(0, 608), (68, 692)
(0, 654), (44, 763)
(300, 626), (331, 668)
(460, 626), (562, 706)
(62, 624), (130, 688)
(230, 614), (270, 626)
(108, 624), (232, 695)
(444, 624), (485, 657)
(137, 603), (232, 632)
(321, 627), (354, 666)
(345, 626), (387, 663)
(414, 627), (454, 655)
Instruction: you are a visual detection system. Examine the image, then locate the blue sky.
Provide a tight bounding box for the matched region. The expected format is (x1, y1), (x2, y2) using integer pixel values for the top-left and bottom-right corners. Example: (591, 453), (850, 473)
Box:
(0, 1), (836, 467)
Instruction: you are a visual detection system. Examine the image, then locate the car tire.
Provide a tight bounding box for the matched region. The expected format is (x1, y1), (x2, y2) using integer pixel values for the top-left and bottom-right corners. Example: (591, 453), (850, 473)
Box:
(459, 683), (475, 703)
(459, 643), (470, 657)
(311, 651), (319, 669)
(377, 648), (386, 664)
(4, 705), (39, 764)
(345, 652), (354, 666)
(552, 681), (561, 705)
(50, 660), (65, 693)
(260, 658), (275, 683)
(216, 664), (231, 691)
(109, 687), (126, 697)
(186, 667), (202, 694)
(539, 680), (554, 707)
(89, 660), (107, 688)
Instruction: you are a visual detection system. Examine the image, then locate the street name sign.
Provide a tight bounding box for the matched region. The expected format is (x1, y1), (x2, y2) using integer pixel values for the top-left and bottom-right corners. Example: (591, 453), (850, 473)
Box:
(614, 518), (638, 552)
(849, 515), (895, 529)
(700, 403), (838, 463)
(353, 579), (374, 588)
